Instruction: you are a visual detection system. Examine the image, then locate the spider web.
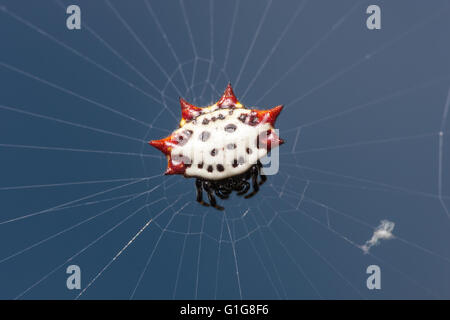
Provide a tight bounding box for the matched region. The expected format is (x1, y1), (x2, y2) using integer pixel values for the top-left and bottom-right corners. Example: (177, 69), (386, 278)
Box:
(0, 0), (450, 299)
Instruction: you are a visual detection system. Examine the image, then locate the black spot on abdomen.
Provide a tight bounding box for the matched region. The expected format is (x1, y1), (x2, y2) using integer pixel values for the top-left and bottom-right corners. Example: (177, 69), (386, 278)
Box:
(232, 157), (245, 167)
(238, 113), (248, 123)
(199, 131), (210, 142)
(176, 129), (193, 146)
(224, 124), (237, 133)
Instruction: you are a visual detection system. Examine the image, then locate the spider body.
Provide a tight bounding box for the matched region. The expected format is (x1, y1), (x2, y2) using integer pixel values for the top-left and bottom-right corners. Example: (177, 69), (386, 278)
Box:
(149, 84), (284, 210)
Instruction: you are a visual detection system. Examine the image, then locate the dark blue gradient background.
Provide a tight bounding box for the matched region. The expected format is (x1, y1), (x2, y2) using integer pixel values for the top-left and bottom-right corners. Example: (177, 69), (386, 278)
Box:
(1, 0), (450, 299)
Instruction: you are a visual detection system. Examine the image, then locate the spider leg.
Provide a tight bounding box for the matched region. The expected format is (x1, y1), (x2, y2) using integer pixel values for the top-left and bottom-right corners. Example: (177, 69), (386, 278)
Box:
(223, 180), (233, 194)
(215, 188), (229, 199)
(195, 179), (209, 207)
(257, 161), (267, 186)
(259, 173), (267, 186)
(222, 186), (233, 195)
(211, 180), (229, 199)
(236, 179), (250, 196)
(244, 165), (260, 199)
(220, 185), (233, 198)
(203, 181), (224, 210)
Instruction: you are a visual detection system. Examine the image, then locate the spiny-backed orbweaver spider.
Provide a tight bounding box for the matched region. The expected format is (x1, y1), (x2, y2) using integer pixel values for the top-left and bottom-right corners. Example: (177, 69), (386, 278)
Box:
(149, 84), (284, 210)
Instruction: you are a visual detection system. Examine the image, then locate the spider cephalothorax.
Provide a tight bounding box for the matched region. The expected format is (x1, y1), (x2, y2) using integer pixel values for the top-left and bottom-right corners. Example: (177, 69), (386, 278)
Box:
(149, 84), (284, 210)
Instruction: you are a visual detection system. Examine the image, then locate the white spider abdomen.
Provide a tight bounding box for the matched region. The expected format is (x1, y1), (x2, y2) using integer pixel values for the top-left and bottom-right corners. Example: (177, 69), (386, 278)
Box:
(171, 107), (272, 180)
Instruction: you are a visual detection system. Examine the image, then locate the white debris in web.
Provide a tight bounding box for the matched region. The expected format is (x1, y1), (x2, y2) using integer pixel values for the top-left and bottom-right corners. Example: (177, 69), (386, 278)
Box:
(361, 220), (395, 254)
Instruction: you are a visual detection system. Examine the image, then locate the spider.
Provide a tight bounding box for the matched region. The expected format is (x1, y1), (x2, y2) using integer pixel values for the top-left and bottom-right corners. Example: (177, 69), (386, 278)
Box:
(149, 84), (284, 210)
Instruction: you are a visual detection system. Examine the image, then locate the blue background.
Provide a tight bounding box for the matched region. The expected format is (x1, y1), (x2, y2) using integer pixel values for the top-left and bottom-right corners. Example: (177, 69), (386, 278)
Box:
(1, 0), (450, 299)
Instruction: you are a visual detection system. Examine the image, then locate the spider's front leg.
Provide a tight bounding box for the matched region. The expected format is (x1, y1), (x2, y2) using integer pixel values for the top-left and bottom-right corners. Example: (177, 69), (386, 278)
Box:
(203, 181), (224, 211)
(244, 165), (260, 199)
(195, 179), (209, 207)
